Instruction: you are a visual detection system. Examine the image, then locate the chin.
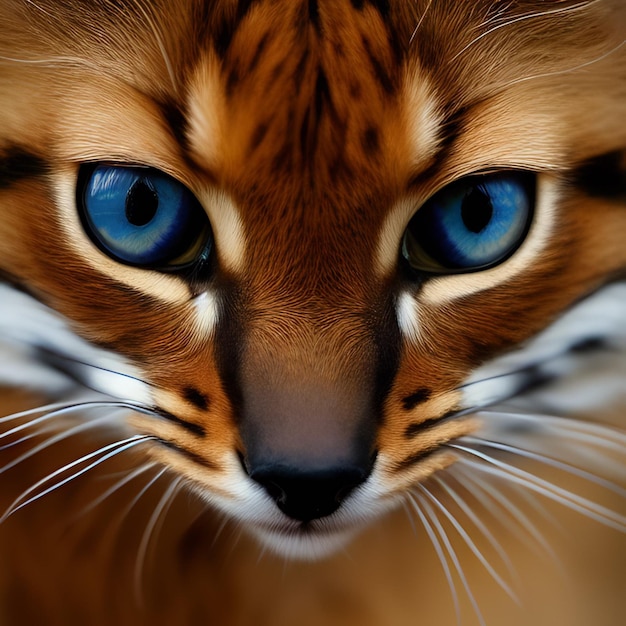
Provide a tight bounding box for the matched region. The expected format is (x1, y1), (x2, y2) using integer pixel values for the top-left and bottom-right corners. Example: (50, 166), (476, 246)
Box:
(250, 524), (359, 560)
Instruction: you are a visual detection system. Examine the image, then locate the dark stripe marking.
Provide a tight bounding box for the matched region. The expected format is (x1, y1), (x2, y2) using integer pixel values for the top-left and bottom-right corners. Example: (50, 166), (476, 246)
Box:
(308, 0), (321, 32)
(0, 146), (47, 189)
(158, 410), (207, 437)
(161, 100), (189, 152)
(248, 32), (270, 74)
(401, 387), (431, 411)
(394, 446), (440, 472)
(350, 0), (391, 17)
(157, 439), (217, 469)
(249, 121), (270, 153)
(572, 150), (626, 201)
(362, 126), (380, 155)
(182, 387), (210, 411)
(361, 35), (395, 94)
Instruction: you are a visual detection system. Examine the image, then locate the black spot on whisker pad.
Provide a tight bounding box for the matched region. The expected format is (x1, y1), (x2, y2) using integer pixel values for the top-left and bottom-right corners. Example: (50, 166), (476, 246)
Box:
(183, 387), (210, 411)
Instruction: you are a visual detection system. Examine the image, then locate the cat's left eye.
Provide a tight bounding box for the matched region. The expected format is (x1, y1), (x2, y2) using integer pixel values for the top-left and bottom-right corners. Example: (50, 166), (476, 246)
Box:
(401, 172), (535, 274)
(78, 164), (212, 270)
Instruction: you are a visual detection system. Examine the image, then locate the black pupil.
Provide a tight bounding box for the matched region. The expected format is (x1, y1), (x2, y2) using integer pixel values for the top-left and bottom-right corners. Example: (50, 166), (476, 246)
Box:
(461, 185), (493, 233)
(126, 178), (158, 226)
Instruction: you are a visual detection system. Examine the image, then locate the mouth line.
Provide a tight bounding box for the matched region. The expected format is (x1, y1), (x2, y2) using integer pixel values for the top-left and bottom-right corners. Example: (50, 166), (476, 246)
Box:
(254, 517), (354, 538)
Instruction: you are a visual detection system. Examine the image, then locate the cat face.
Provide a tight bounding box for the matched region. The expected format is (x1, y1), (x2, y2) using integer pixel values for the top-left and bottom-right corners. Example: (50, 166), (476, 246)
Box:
(0, 0), (624, 557)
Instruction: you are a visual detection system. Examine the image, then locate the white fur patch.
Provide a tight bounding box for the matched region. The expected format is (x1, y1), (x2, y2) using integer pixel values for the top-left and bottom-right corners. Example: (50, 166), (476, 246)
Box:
(0, 284), (152, 404)
(396, 290), (421, 341)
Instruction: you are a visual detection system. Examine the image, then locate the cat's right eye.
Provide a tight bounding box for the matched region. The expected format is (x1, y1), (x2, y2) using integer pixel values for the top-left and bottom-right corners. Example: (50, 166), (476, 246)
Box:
(78, 164), (213, 270)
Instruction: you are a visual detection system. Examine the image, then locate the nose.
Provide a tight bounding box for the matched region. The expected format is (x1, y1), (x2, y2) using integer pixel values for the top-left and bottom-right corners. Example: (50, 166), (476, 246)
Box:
(248, 463), (369, 522)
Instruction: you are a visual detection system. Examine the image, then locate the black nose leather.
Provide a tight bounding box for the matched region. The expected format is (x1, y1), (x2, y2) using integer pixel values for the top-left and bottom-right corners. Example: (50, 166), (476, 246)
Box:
(249, 464), (368, 522)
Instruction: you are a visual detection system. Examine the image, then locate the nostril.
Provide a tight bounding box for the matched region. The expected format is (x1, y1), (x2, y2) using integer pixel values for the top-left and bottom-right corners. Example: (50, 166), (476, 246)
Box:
(249, 464), (369, 523)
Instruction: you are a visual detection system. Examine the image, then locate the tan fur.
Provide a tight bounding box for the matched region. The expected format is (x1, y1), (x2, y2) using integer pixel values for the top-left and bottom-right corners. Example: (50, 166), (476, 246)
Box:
(0, 0), (625, 624)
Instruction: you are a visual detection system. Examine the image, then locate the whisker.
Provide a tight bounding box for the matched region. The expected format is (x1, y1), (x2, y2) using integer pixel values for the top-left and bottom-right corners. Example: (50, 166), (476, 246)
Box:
(0, 435), (155, 523)
(432, 474), (520, 587)
(460, 436), (626, 497)
(0, 411), (126, 475)
(133, 475), (183, 607)
(123, 0), (177, 93)
(114, 468), (167, 532)
(418, 483), (519, 604)
(450, 0), (602, 62)
(73, 461), (158, 520)
(0, 399), (101, 424)
(494, 39), (626, 90)
(408, 0), (434, 45)
(415, 491), (486, 626)
(451, 468), (558, 562)
(0, 401), (116, 441)
(451, 448), (626, 533)
(478, 409), (626, 453)
(405, 493), (461, 625)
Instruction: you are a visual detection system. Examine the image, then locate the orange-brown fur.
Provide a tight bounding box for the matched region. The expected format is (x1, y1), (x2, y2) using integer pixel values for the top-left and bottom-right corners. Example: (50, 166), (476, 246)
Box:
(0, 0), (625, 624)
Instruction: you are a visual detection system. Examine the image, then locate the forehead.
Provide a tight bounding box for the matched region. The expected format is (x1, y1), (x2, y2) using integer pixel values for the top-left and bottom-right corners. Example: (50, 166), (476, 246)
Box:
(4, 0), (615, 238)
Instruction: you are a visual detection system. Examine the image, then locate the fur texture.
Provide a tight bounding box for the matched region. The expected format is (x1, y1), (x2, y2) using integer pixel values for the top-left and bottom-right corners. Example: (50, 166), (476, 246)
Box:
(0, 1), (624, 624)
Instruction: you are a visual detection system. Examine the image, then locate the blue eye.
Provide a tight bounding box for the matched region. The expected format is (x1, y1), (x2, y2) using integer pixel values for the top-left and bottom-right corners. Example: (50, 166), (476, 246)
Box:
(79, 165), (212, 268)
(401, 172), (534, 273)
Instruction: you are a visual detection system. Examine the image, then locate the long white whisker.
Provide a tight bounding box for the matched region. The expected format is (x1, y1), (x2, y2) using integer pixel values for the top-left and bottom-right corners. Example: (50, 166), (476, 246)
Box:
(453, 468), (558, 562)
(0, 412), (126, 475)
(115, 468), (167, 532)
(479, 409), (626, 453)
(433, 474), (520, 586)
(415, 491), (486, 626)
(0, 402), (115, 440)
(0, 399), (100, 424)
(0, 435), (155, 523)
(419, 483), (519, 604)
(73, 462), (158, 520)
(451, 449), (626, 532)
(405, 493), (461, 625)
(461, 436), (626, 497)
(133, 476), (184, 607)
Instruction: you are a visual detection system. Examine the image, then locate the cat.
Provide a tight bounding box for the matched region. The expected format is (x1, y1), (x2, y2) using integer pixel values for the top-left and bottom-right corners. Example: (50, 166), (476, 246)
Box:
(0, 0), (624, 624)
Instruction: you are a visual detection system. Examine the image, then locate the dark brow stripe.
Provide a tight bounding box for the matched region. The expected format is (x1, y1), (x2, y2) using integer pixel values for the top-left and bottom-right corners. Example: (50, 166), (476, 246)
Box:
(572, 150), (626, 201)
(0, 146), (47, 189)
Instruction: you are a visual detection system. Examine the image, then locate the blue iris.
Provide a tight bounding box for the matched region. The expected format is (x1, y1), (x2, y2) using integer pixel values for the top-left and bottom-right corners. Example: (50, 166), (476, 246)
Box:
(80, 165), (210, 267)
(403, 173), (533, 272)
